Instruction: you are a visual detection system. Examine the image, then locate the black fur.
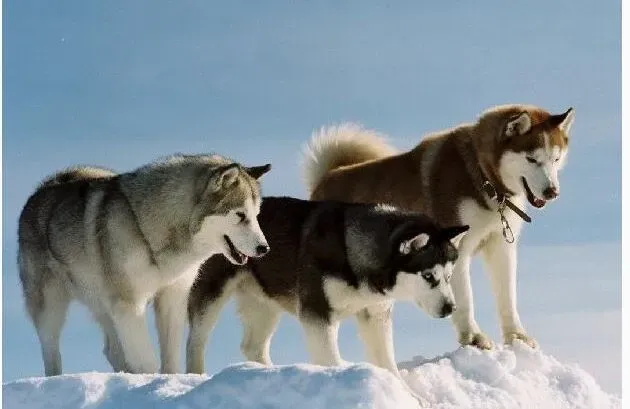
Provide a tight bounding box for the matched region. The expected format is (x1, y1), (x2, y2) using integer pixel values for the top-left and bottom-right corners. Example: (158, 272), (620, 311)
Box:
(189, 196), (465, 323)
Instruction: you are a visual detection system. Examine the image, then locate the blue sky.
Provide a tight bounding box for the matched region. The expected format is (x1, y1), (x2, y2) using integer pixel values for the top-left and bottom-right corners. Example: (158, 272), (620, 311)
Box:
(2, 0), (620, 393)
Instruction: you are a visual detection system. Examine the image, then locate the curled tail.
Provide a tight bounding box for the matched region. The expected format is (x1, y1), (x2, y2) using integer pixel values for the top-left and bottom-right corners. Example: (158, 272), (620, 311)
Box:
(38, 166), (116, 189)
(301, 123), (397, 194)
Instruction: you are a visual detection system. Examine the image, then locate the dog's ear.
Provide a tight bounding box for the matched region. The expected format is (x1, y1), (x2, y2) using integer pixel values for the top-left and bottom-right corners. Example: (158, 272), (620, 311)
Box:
(192, 163), (241, 230)
(442, 225), (469, 248)
(548, 107), (575, 136)
(504, 112), (532, 138)
(399, 233), (430, 255)
(246, 164), (272, 180)
(209, 163), (240, 192)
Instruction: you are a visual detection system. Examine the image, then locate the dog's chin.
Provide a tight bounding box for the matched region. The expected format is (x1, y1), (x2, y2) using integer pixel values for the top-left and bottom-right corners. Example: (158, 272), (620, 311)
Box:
(223, 235), (248, 266)
(521, 177), (546, 209)
(417, 303), (446, 319)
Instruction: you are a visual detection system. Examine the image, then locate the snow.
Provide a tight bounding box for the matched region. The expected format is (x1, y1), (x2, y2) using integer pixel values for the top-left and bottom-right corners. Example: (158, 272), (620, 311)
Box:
(3, 343), (620, 409)
(398, 343), (620, 409)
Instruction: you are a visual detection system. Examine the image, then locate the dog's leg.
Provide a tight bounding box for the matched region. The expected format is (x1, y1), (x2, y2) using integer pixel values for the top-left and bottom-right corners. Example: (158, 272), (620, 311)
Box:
(481, 232), (537, 348)
(20, 255), (71, 376)
(355, 304), (399, 376)
(103, 330), (126, 372)
(186, 276), (241, 374)
(235, 289), (281, 365)
(94, 311), (127, 372)
(356, 305), (431, 408)
(109, 300), (158, 374)
(154, 274), (196, 374)
(450, 253), (493, 349)
(31, 278), (71, 377)
(300, 315), (344, 366)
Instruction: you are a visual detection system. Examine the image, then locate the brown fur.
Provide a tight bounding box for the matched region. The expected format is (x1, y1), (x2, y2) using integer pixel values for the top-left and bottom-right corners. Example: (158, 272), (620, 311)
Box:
(309, 104), (570, 227)
(305, 104), (573, 349)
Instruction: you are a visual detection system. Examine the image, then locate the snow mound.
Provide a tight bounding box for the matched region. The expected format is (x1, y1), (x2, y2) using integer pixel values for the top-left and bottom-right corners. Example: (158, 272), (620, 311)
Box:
(399, 342), (620, 409)
(2, 363), (418, 409)
(3, 344), (620, 409)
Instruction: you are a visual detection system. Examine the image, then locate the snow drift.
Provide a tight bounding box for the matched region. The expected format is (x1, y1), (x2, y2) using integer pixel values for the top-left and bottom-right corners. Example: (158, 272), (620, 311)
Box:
(3, 343), (620, 409)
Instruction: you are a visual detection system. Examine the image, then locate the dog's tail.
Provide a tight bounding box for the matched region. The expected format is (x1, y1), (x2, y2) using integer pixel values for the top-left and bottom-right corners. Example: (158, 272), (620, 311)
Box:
(39, 166), (116, 188)
(301, 123), (397, 194)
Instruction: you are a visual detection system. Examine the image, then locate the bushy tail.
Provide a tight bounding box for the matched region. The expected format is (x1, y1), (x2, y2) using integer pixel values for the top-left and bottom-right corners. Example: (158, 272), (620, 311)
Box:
(38, 166), (116, 189)
(301, 123), (397, 193)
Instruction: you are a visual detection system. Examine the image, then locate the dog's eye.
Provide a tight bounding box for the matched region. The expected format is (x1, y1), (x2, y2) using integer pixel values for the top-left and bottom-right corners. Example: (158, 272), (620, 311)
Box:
(421, 272), (433, 280)
(526, 157), (538, 164)
(236, 212), (247, 223)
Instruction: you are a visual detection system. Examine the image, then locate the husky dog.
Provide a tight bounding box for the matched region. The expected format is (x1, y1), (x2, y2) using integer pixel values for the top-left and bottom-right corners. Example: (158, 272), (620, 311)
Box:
(18, 154), (271, 376)
(303, 105), (574, 350)
(186, 196), (468, 378)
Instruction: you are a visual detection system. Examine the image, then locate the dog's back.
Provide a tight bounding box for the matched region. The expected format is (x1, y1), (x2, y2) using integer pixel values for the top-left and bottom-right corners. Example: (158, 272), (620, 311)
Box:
(37, 166), (116, 188)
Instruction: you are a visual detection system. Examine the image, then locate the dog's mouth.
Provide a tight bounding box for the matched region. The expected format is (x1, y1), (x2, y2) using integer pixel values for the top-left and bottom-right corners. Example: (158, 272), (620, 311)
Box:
(223, 235), (248, 265)
(521, 177), (546, 209)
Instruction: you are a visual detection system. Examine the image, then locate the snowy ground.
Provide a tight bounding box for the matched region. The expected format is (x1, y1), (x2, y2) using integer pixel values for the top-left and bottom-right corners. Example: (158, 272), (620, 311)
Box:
(3, 343), (620, 409)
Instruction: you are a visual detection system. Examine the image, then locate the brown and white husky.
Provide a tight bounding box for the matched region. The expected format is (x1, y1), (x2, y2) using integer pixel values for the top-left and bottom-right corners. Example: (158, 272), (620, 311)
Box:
(302, 104), (574, 349)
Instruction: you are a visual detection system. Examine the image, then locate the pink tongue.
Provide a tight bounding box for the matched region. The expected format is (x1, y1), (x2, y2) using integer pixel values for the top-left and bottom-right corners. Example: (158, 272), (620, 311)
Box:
(534, 198), (546, 208)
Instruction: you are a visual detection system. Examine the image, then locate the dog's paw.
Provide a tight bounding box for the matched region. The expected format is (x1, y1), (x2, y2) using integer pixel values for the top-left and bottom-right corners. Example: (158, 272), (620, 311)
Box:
(504, 331), (538, 349)
(126, 356), (159, 374)
(458, 331), (494, 350)
(338, 358), (352, 367)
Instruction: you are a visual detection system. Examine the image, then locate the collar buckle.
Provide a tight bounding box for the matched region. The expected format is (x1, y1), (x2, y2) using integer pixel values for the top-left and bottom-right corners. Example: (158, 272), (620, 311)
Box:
(481, 180), (531, 244)
(481, 181), (498, 201)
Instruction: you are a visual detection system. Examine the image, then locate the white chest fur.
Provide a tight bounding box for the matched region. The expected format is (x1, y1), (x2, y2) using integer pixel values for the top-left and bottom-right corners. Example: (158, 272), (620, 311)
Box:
(457, 195), (526, 255)
(322, 277), (392, 319)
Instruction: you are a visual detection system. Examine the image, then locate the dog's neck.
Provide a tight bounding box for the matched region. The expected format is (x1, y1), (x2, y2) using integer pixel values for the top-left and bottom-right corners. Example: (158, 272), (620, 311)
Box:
(453, 133), (532, 238)
(454, 134), (513, 205)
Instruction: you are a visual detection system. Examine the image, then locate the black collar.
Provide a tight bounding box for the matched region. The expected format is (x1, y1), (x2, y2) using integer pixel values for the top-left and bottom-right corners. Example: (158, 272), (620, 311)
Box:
(481, 181), (531, 223)
(454, 135), (532, 243)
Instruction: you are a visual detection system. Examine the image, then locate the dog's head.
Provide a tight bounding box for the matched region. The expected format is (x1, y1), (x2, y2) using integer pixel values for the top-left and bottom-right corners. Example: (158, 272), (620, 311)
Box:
(192, 162), (271, 265)
(489, 105), (574, 208)
(389, 223), (469, 318)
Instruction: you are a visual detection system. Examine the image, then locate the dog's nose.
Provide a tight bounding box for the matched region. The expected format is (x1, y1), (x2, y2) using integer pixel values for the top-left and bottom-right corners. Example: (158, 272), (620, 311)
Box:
(440, 302), (456, 317)
(255, 244), (270, 256)
(543, 186), (559, 200)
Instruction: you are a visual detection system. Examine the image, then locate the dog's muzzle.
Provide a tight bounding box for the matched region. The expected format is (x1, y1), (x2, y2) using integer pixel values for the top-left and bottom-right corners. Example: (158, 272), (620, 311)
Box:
(440, 302), (456, 318)
(255, 244), (270, 257)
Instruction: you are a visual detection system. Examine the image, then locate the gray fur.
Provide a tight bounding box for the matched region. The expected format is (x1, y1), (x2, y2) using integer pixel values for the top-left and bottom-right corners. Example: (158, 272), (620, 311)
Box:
(18, 154), (270, 376)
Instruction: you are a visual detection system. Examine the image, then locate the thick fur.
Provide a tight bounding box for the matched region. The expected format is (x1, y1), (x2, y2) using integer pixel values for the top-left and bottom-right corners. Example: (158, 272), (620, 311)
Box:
(303, 104), (574, 349)
(187, 196), (467, 380)
(303, 123), (398, 190)
(18, 155), (271, 376)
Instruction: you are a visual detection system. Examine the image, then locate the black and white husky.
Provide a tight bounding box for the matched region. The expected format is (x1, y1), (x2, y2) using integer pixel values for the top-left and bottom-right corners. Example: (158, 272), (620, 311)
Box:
(186, 196), (468, 379)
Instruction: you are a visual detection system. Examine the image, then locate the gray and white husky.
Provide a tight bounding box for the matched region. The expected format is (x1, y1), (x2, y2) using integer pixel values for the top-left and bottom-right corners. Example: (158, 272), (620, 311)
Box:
(186, 196), (468, 379)
(18, 154), (271, 376)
